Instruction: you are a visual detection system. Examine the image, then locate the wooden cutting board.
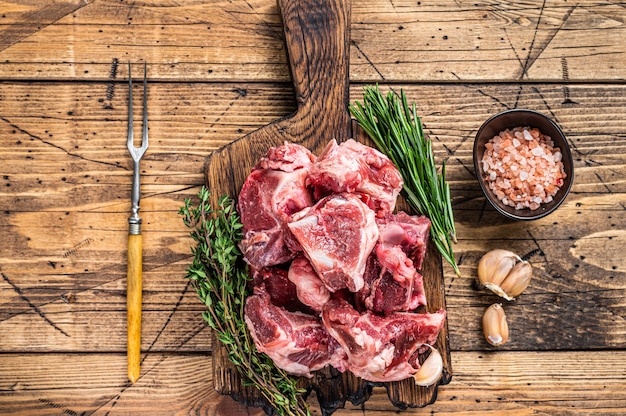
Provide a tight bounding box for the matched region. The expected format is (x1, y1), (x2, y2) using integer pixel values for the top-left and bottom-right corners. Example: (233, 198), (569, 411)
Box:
(204, 0), (452, 413)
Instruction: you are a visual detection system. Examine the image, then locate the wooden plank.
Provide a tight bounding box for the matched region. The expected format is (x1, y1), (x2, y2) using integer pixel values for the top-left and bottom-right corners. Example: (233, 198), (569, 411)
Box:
(0, 0), (624, 82)
(0, 82), (625, 355)
(1, 351), (625, 414)
(0, 82), (624, 204)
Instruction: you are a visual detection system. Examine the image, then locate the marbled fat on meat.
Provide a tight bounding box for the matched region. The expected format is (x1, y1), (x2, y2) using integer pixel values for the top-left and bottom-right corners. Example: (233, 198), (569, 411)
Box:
(244, 287), (347, 378)
(307, 139), (403, 215)
(287, 193), (379, 292)
(377, 211), (431, 271)
(288, 255), (331, 312)
(357, 213), (430, 315)
(358, 252), (425, 315)
(322, 297), (445, 382)
(238, 143), (315, 268)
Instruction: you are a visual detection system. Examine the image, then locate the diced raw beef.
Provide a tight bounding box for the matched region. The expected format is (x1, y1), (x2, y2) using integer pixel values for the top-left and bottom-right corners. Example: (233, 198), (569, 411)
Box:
(250, 266), (304, 312)
(358, 249), (426, 315)
(287, 193), (379, 293)
(245, 287), (348, 378)
(238, 139), (446, 383)
(321, 297), (446, 382)
(377, 241), (427, 310)
(356, 212), (430, 314)
(377, 212), (431, 271)
(258, 144), (316, 172)
(354, 254), (380, 312)
(288, 255), (330, 312)
(307, 139), (403, 215)
(238, 143), (315, 268)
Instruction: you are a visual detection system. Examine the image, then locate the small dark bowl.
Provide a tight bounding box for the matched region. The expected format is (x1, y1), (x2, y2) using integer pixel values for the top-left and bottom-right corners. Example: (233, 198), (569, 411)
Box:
(473, 109), (574, 220)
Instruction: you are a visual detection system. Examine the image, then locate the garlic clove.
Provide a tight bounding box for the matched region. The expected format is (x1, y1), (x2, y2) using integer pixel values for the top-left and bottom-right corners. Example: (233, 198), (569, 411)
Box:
(483, 282), (514, 301)
(413, 344), (443, 387)
(499, 260), (532, 299)
(482, 303), (509, 347)
(477, 249), (519, 287)
(477, 249), (532, 300)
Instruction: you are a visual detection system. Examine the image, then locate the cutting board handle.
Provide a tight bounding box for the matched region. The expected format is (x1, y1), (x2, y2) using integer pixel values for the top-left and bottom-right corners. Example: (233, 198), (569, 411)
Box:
(205, 0), (353, 198)
(278, 0), (352, 137)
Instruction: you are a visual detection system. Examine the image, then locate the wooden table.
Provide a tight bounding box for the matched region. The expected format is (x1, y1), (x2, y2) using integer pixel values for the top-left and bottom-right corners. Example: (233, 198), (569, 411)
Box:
(1, 0), (625, 414)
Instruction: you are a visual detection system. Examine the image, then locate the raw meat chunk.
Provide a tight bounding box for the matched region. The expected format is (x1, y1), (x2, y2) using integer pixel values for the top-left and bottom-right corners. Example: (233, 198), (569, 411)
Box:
(250, 266), (304, 312)
(358, 250), (426, 315)
(357, 212), (431, 314)
(377, 211), (431, 271)
(308, 139), (403, 215)
(287, 193), (379, 293)
(321, 296), (445, 382)
(288, 255), (330, 312)
(374, 240), (427, 311)
(238, 143), (315, 268)
(245, 287), (347, 378)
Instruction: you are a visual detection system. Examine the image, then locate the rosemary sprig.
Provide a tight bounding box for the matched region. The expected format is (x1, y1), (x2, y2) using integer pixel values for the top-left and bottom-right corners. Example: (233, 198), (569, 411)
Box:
(349, 85), (460, 276)
(179, 186), (309, 416)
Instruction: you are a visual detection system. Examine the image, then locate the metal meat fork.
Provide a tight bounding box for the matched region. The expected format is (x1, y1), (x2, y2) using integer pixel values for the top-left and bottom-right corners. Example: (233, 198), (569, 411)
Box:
(126, 62), (148, 384)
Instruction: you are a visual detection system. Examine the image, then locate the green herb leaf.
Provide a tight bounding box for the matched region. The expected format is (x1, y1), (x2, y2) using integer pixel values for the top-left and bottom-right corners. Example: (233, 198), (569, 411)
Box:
(180, 186), (309, 415)
(349, 85), (460, 275)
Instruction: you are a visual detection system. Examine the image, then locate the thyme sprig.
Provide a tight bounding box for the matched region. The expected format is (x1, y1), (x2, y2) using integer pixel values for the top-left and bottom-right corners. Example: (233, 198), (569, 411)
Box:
(349, 85), (460, 275)
(180, 186), (309, 415)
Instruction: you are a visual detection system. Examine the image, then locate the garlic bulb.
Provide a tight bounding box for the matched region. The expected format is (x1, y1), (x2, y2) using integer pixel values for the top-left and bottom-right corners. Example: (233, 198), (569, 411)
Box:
(477, 249), (532, 300)
(482, 303), (509, 347)
(413, 344), (443, 387)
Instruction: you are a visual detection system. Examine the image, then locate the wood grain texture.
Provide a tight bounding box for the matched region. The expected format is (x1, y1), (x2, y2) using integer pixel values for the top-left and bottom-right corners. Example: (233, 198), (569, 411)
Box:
(0, 83), (624, 354)
(0, 0), (624, 82)
(1, 351), (625, 415)
(127, 233), (143, 383)
(0, 0), (625, 411)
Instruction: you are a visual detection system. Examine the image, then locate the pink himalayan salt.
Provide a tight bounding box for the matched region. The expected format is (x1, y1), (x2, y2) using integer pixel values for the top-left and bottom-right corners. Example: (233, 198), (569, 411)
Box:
(482, 126), (566, 211)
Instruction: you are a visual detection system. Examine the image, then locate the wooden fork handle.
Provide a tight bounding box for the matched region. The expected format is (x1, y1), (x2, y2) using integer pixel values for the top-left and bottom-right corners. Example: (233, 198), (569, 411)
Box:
(127, 233), (143, 383)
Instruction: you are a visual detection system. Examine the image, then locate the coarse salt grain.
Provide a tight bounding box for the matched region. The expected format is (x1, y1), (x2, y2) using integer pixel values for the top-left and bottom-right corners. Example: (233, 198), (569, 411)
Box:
(482, 126), (566, 211)
(523, 130), (533, 141)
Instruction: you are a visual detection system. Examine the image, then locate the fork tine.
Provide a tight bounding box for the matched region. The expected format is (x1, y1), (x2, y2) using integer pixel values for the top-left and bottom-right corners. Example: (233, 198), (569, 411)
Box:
(142, 61), (148, 151)
(127, 62), (134, 152)
(127, 62), (149, 157)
